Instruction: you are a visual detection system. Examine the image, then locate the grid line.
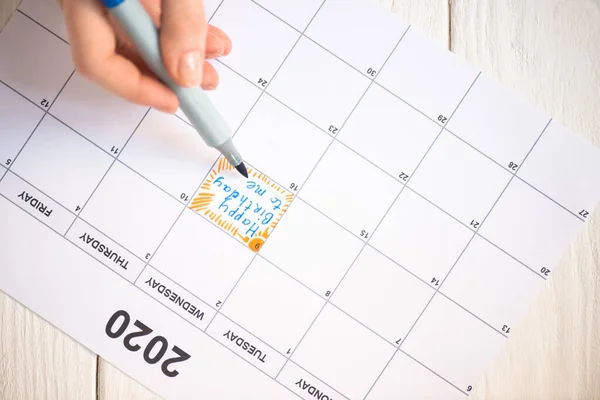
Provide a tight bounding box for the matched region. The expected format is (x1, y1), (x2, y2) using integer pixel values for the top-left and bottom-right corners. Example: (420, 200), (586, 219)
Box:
(202, 0), (329, 333)
(162, 49), (586, 225)
(273, 22), (412, 382)
(62, 108), (150, 237)
(16, 9), (69, 45)
(367, 116), (553, 399)
(363, 72), (483, 399)
(0, 69), (75, 179)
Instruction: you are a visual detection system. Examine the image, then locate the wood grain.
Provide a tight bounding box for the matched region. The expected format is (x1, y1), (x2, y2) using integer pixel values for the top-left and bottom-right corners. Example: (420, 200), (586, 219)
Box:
(0, 293), (96, 400)
(1, 0), (599, 399)
(452, 1), (600, 399)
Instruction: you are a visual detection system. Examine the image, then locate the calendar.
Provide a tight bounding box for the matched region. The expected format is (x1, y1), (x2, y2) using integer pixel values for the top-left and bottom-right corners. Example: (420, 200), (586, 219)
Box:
(1, 0), (600, 398)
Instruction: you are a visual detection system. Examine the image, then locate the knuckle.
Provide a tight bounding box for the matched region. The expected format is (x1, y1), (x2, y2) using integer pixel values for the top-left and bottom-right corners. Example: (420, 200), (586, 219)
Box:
(73, 55), (99, 79)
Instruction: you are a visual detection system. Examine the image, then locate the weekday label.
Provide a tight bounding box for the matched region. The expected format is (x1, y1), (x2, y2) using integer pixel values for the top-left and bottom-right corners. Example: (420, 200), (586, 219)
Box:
(277, 361), (347, 400)
(0, 171), (75, 235)
(66, 218), (144, 282)
(206, 313), (286, 377)
(136, 267), (215, 330)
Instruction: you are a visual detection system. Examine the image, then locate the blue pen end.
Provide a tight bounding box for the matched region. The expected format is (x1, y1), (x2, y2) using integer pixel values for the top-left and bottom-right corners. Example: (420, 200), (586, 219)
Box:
(102, 0), (125, 8)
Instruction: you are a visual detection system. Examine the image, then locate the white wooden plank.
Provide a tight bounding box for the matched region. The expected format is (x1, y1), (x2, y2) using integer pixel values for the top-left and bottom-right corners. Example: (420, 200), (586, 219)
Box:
(96, 1), (449, 398)
(452, 1), (600, 399)
(0, 292), (96, 399)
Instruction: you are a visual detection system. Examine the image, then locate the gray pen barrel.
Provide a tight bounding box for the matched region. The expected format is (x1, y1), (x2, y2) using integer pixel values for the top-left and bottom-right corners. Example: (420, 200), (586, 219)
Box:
(109, 0), (232, 148)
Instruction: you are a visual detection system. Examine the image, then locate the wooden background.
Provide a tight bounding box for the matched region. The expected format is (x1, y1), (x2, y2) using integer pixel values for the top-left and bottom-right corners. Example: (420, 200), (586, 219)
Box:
(1, 0), (599, 399)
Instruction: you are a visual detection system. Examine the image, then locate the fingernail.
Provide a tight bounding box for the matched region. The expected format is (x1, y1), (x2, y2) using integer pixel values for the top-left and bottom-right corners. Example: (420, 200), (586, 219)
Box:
(179, 51), (202, 87)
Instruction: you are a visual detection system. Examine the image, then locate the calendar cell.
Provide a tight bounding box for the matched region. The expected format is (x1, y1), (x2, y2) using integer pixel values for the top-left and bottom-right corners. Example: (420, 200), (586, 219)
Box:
(66, 218), (145, 282)
(376, 27), (478, 122)
(175, 60), (261, 132)
(370, 190), (472, 286)
(206, 313), (287, 377)
(306, 0), (408, 78)
(366, 351), (465, 400)
(0, 171), (75, 235)
(278, 362), (346, 400)
(441, 235), (544, 334)
(446, 75), (550, 170)
(267, 36), (371, 133)
(479, 178), (582, 277)
(50, 72), (148, 154)
(402, 295), (506, 393)
(18, 0), (69, 42)
(408, 131), (513, 226)
(79, 162), (182, 260)
(260, 199), (364, 298)
(331, 246), (433, 344)
(517, 121), (600, 217)
(254, 0), (324, 31)
(151, 207), (254, 308)
(235, 95), (330, 190)
(137, 266), (216, 330)
(11, 115), (113, 213)
(0, 12), (73, 109)
(221, 257), (325, 355)
(300, 141), (402, 238)
(291, 304), (395, 400)
(338, 84), (440, 181)
(189, 157), (294, 252)
(0, 82), (44, 167)
(210, 0), (300, 87)
(119, 109), (219, 202)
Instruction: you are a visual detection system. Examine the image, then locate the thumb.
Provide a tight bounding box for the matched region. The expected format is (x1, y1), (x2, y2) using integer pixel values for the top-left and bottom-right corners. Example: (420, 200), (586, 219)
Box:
(160, 0), (207, 87)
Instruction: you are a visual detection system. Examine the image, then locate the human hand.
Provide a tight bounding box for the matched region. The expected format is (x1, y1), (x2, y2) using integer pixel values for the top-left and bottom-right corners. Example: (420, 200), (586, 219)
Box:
(59, 0), (232, 113)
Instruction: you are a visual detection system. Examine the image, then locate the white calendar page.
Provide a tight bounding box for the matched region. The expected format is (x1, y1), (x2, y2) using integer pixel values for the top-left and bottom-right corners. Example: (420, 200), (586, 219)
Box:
(2, 0), (600, 399)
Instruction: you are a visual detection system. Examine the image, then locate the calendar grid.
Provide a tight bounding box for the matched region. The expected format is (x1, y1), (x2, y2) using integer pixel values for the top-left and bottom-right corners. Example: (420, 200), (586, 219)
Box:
(63, 108), (151, 236)
(129, 0), (235, 286)
(131, 155), (220, 285)
(191, 55), (588, 226)
(272, 22), (412, 382)
(250, 0), (387, 83)
(362, 73), (486, 398)
(365, 115), (553, 400)
(1, 2), (596, 399)
(0, 50), (529, 400)
(0, 69), (75, 176)
(229, 0), (326, 141)
(201, 0), (331, 334)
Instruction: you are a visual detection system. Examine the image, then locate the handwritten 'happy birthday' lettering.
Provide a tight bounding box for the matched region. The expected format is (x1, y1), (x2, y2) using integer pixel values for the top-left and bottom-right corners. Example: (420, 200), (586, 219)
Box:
(189, 157), (293, 252)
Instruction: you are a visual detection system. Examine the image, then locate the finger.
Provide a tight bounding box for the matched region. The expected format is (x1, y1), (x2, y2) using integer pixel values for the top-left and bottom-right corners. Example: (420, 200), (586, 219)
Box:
(206, 25), (232, 57)
(160, 0), (207, 87)
(100, 55), (179, 113)
(64, 0), (178, 112)
(201, 61), (219, 90)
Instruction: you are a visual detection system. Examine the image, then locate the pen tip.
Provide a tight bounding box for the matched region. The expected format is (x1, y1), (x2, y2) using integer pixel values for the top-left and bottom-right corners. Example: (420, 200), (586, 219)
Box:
(235, 162), (249, 178)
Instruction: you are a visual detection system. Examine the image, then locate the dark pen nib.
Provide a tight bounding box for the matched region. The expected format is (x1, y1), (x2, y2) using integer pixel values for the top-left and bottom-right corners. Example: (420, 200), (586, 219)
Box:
(235, 162), (249, 178)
